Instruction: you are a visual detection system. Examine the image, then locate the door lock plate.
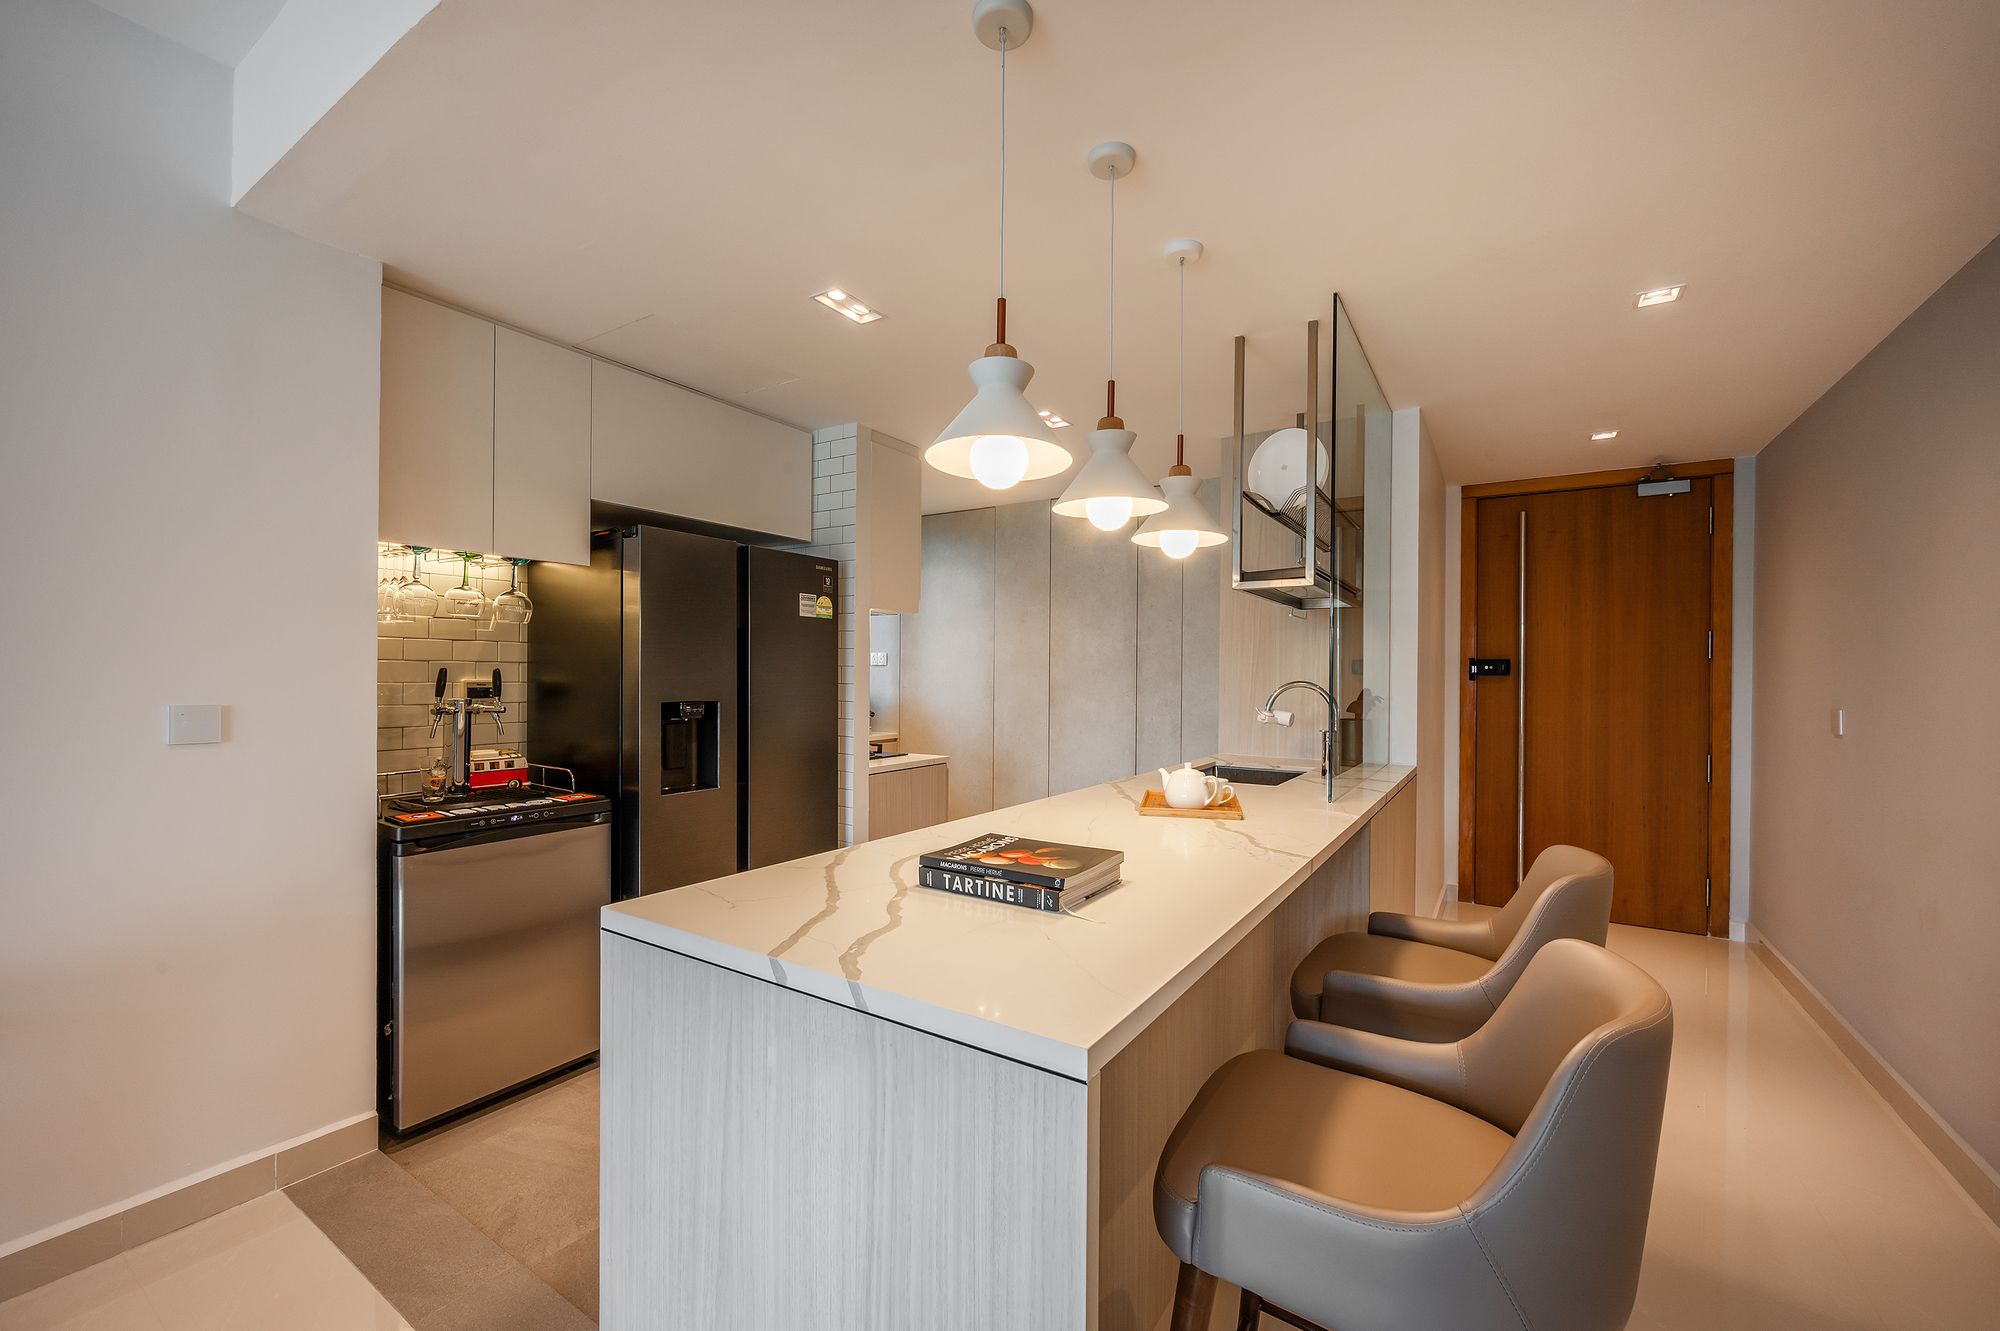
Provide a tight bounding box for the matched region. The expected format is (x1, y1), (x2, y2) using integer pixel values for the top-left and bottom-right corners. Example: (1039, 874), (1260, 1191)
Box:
(1468, 658), (1512, 678)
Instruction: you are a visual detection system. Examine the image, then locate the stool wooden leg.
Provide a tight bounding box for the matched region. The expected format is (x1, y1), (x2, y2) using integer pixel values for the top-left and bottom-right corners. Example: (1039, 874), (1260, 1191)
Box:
(1235, 1285), (1263, 1329)
(1171, 1263), (1218, 1331)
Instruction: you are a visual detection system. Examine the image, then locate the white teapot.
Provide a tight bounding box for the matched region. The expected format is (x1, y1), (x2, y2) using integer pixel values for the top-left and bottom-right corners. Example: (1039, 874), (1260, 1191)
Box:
(1159, 762), (1234, 810)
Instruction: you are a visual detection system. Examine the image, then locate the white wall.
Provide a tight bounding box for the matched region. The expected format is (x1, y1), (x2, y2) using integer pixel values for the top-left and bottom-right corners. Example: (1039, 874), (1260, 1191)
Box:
(1729, 456), (1756, 929)
(232, 0), (438, 203)
(1388, 410), (1447, 910)
(0, 0), (381, 1251)
(1753, 234), (2000, 1172)
(1442, 484), (1462, 897)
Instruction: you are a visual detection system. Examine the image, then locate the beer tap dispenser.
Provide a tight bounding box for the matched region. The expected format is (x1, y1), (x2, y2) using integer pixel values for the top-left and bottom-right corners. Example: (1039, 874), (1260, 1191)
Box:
(429, 667), (508, 795)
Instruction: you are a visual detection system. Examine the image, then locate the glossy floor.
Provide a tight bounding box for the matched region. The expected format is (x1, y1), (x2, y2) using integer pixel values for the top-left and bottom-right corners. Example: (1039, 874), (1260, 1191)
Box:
(1611, 924), (2000, 1331)
(0, 1193), (408, 1331)
(4, 927), (1996, 1330)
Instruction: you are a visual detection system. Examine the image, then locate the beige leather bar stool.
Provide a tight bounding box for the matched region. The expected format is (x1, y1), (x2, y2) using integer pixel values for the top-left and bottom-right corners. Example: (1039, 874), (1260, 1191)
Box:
(1289, 843), (1613, 1040)
(1156, 939), (1672, 1331)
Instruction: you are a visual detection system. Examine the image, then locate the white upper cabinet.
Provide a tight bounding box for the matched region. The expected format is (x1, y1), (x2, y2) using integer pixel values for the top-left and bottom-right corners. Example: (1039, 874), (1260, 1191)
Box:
(590, 361), (812, 542)
(866, 432), (922, 613)
(380, 288), (495, 554)
(493, 327), (591, 565)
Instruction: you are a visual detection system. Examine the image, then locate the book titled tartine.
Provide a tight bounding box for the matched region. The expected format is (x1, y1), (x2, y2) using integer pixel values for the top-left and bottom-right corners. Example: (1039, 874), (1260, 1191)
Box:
(918, 834), (1123, 912)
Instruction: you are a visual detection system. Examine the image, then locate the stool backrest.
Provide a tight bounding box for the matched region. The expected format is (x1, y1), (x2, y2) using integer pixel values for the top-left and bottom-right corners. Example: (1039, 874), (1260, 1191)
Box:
(1459, 939), (1673, 1330)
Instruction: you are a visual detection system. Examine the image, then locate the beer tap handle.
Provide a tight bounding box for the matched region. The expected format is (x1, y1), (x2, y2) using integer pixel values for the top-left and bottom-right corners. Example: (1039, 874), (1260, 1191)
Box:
(428, 667), (448, 737)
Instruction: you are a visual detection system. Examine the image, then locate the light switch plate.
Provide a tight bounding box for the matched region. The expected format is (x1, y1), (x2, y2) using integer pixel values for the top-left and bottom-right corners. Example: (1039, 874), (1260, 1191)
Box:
(166, 704), (222, 745)
(870, 652), (889, 667)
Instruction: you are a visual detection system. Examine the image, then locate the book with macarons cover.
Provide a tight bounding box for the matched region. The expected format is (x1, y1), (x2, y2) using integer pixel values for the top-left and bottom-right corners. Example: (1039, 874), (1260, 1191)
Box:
(917, 834), (1123, 891)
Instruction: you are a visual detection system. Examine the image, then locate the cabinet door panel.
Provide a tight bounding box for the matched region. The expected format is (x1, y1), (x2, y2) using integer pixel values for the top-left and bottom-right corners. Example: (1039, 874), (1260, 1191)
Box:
(867, 435), (922, 613)
(869, 769), (914, 840)
(909, 766), (948, 828)
(380, 289), (495, 552)
(590, 361), (810, 540)
(494, 327), (591, 564)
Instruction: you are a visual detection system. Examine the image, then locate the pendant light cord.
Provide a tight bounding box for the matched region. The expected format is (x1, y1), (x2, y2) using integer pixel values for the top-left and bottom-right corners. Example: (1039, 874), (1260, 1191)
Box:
(997, 28), (1007, 301)
(1176, 255), (1186, 465)
(1106, 167), (1116, 381)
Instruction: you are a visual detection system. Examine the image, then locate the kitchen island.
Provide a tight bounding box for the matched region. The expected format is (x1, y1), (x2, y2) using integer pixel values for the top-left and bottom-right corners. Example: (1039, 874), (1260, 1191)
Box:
(600, 759), (1416, 1331)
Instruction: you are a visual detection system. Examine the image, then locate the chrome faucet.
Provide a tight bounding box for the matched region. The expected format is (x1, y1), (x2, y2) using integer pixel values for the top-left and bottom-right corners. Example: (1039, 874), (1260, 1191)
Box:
(1259, 679), (1334, 779)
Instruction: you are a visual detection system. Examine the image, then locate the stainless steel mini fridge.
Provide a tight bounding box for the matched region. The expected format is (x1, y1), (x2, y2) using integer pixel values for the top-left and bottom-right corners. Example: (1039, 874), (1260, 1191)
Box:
(532, 526), (838, 897)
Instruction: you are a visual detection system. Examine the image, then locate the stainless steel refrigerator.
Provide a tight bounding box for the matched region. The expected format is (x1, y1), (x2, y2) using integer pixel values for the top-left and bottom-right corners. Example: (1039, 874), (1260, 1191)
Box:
(531, 525), (838, 896)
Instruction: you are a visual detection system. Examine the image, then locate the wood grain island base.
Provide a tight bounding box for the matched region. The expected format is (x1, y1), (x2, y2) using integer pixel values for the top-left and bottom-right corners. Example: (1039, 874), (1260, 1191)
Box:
(600, 762), (1416, 1330)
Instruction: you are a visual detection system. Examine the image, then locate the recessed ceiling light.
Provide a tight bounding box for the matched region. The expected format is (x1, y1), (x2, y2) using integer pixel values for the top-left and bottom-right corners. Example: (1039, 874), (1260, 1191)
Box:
(1037, 410), (1071, 428)
(812, 289), (882, 323)
(1591, 429), (1619, 441)
(1635, 285), (1683, 308)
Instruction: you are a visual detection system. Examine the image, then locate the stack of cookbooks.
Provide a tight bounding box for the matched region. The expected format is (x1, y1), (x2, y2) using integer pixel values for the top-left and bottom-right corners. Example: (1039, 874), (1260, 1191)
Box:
(917, 834), (1123, 913)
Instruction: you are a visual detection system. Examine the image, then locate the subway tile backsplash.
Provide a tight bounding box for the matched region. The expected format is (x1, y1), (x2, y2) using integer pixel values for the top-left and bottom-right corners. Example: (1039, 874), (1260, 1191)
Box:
(375, 551), (534, 785)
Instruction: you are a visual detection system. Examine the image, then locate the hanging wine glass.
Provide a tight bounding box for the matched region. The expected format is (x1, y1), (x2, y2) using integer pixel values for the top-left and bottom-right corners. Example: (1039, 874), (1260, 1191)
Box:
(492, 558), (533, 626)
(439, 552), (486, 619)
(395, 546), (439, 619)
(377, 545), (413, 622)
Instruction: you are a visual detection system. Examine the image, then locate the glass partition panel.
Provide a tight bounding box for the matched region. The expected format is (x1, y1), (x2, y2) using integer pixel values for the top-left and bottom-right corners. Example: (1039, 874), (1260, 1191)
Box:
(1331, 295), (1392, 769)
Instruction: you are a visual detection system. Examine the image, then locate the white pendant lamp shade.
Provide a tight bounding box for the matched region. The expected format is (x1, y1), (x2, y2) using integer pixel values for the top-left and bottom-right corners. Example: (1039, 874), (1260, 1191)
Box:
(1056, 141), (1157, 530)
(1053, 427), (1170, 530)
(929, 0), (1070, 492)
(1134, 471), (1228, 558)
(927, 355), (1070, 489)
(1133, 238), (1228, 558)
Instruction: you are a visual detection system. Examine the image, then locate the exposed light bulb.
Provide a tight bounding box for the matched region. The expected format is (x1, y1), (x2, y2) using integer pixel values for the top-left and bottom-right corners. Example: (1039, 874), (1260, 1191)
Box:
(1158, 529), (1200, 560)
(1084, 496), (1134, 531)
(827, 289), (847, 301)
(968, 434), (1030, 490)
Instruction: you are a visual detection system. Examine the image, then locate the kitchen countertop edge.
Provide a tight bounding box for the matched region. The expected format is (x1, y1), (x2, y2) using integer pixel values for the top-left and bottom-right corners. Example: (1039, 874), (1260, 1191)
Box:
(866, 751), (948, 774)
(602, 759), (1414, 1080)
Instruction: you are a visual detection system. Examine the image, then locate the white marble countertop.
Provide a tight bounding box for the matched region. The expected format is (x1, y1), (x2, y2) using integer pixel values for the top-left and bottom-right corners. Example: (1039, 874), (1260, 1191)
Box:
(602, 757), (1415, 1080)
(866, 751), (948, 775)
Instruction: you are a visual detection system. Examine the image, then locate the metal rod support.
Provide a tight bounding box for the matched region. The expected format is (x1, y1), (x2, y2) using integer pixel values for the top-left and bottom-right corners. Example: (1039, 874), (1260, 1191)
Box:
(1517, 509), (1527, 885)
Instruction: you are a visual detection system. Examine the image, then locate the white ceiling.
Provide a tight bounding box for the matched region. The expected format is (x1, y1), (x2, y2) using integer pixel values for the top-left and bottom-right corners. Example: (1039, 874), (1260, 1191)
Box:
(90, 0), (285, 66)
(238, 0), (2000, 506)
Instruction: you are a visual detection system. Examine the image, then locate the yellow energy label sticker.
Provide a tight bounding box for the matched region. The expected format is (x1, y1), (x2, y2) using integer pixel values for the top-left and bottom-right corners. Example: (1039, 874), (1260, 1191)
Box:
(815, 594), (833, 619)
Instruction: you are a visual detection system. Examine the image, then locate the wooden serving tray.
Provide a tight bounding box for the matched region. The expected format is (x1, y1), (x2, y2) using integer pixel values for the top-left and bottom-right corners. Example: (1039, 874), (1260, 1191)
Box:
(1139, 789), (1245, 820)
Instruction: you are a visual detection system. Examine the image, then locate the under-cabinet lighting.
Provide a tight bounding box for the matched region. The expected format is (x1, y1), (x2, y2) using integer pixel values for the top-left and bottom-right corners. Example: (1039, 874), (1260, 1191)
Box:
(812, 289), (883, 323)
(1590, 430), (1619, 441)
(1037, 409), (1071, 428)
(1635, 285), (1683, 308)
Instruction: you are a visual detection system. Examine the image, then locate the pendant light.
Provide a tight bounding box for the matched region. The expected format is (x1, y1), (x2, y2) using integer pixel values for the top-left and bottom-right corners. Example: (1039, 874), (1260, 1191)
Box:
(926, 0), (1070, 492)
(1134, 239), (1230, 559)
(1053, 142), (1168, 532)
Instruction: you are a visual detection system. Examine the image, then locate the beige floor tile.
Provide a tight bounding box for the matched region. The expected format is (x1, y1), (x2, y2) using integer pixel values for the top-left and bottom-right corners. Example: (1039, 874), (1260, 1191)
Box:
(421, 1263), (595, 1331)
(0, 1194), (404, 1331)
(391, 1069), (598, 1272)
(283, 1154), (517, 1323)
(527, 1230), (598, 1322)
(1608, 924), (2000, 1331)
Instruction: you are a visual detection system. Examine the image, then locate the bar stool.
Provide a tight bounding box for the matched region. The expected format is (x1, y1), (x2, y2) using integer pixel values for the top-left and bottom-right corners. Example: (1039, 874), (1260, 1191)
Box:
(1155, 939), (1672, 1331)
(1289, 844), (1613, 1040)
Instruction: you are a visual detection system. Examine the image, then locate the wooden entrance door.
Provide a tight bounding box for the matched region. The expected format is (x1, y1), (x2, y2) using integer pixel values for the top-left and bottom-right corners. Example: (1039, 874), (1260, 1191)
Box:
(1465, 472), (1725, 933)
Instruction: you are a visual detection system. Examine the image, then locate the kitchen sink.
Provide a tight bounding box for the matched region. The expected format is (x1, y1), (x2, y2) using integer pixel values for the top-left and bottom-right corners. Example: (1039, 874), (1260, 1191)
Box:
(1201, 762), (1307, 785)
